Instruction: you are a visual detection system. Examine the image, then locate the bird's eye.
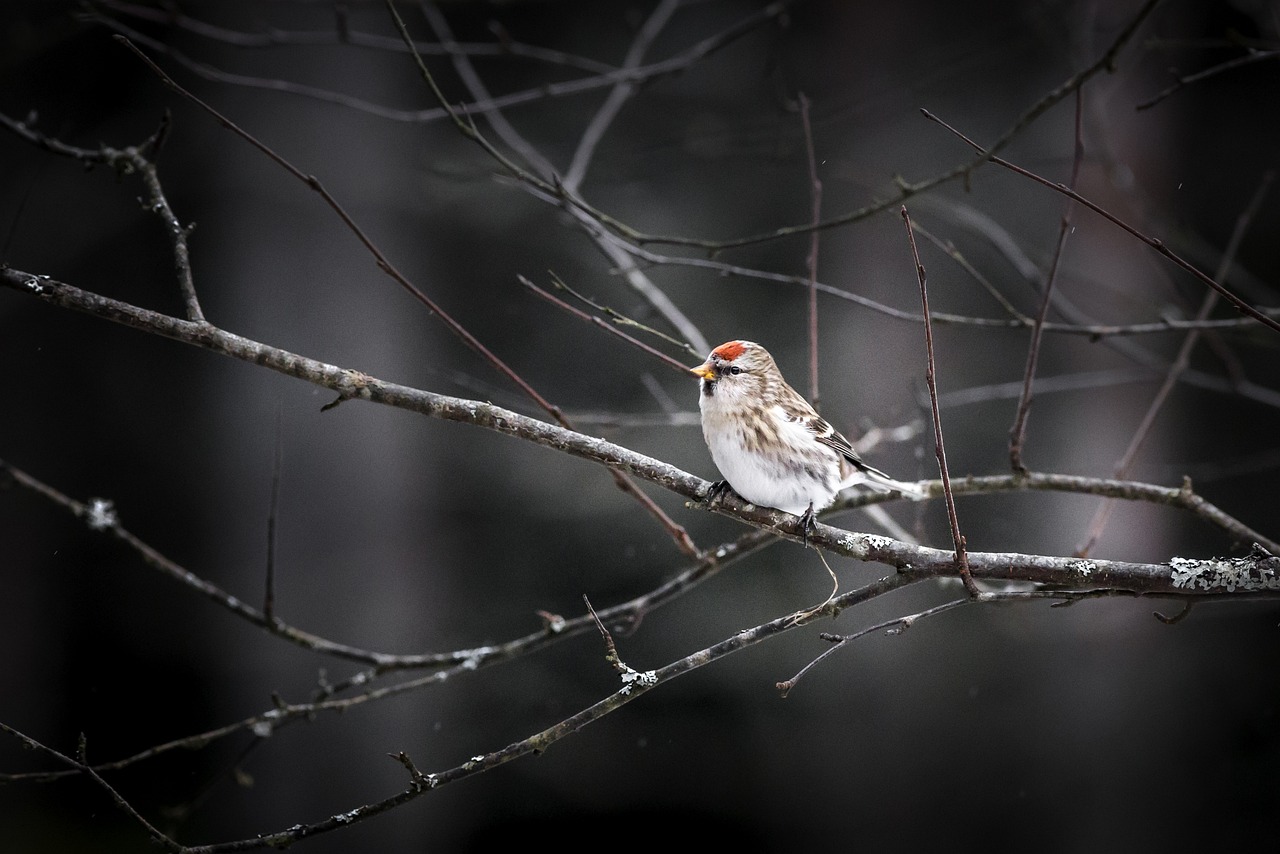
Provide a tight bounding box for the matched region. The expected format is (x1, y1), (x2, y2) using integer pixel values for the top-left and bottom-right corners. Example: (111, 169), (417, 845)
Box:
(728, 366), (742, 375)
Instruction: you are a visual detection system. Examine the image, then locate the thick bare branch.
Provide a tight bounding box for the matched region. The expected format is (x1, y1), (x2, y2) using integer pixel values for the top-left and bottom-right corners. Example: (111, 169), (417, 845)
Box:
(4, 265), (1274, 577)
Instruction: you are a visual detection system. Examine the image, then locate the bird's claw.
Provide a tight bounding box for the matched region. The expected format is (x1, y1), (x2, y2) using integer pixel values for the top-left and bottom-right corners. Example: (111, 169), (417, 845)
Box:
(704, 483), (817, 548)
(798, 502), (817, 548)
(704, 480), (733, 506)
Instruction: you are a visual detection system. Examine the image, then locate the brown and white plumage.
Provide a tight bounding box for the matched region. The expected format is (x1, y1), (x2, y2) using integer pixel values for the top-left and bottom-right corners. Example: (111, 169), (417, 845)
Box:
(690, 340), (924, 518)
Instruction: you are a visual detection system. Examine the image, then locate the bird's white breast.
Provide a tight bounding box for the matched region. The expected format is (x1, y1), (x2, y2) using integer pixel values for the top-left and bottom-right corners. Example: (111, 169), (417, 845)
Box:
(698, 396), (840, 515)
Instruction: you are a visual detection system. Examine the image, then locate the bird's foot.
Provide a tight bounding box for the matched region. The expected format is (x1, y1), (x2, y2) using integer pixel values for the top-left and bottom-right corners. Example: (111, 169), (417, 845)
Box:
(797, 502), (817, 548)
(704, 479), (734, 507)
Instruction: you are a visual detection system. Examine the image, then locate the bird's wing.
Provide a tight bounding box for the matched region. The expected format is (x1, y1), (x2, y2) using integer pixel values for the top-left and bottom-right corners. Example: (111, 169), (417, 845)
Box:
(777, 400), (893, 479)
(775, 391), (924, 499)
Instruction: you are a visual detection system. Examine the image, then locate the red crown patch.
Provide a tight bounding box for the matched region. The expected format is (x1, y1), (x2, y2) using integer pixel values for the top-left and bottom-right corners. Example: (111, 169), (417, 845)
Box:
(711, 340), (747, 361)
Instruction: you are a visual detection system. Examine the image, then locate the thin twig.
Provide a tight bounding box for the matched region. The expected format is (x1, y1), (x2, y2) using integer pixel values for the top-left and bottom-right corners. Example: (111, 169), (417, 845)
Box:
(910, 220), (1032, 324)
(543, 271), (703, 358)
(0, 109), (202, 322)
(417, 1), (558, 178)
(902, 205), (977, 596)
(1138, 46), (1280, 110)
(582, 593), (656, 699)
(778, 598), (970, 697)
(779, 575), (1245, 695)
(583, 595), (620, 666)
(1008, 88), (1085, 473)
(517, 274), (694, 373)
(1153, 599), (1195, 624)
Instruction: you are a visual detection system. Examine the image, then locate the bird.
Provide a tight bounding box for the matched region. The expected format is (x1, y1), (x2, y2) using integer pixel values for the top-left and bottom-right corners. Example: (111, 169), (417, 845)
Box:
(689, 339), (925, 533)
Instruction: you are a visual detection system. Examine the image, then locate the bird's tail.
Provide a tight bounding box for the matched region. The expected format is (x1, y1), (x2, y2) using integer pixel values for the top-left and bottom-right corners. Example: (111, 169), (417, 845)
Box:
(842, 467), (929, 502)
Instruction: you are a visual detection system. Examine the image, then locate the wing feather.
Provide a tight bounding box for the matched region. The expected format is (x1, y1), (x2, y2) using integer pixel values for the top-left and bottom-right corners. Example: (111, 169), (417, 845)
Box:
(778, 404), (893, 479)
(772, 382), (901, 482)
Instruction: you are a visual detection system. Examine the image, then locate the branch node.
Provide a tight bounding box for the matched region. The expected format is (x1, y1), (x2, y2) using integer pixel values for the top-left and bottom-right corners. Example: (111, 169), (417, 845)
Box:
(583, 595), (656, 694)
(388, 751), (434, 792)
(1179, 475), (1194, 499)
(535, 609), (566, 634)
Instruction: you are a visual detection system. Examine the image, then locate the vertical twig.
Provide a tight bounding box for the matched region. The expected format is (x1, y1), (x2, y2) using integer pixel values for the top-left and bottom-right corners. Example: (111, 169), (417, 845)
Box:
(1077, 170), (1276, 556)
(902, 205), (977, 596)
(1009, 88), (1084, 474)
(798, 91), (823, 408)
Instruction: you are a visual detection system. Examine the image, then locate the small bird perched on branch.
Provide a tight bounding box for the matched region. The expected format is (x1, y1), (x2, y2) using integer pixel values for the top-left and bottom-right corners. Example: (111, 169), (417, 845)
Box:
(690, 340), (925, 533)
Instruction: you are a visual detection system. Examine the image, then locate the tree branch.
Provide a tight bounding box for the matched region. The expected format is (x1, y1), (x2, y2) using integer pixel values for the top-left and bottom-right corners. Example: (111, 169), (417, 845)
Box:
(4, 265), (1275, 581)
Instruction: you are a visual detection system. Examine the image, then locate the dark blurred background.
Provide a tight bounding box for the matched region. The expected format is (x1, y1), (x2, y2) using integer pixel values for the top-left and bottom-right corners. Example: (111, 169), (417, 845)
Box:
(2, 1), (1279, 851)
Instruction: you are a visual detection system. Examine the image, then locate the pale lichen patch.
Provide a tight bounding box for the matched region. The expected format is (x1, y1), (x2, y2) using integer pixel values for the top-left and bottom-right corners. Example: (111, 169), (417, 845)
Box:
(1169, 553), (1280, 592)
(85, 497), (118, 531)
(1066, 559), (1096, 577)
(619, 666), (657, 695)
(839, 533), (892, 555)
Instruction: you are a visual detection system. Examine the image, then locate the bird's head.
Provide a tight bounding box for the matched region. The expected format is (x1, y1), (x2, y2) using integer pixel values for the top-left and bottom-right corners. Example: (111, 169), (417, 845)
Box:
(689, 340), (778, 400)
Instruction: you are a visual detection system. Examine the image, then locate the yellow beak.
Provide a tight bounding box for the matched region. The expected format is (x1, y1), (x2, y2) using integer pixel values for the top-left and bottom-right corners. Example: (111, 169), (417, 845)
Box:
(689, 361), (716, 381)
